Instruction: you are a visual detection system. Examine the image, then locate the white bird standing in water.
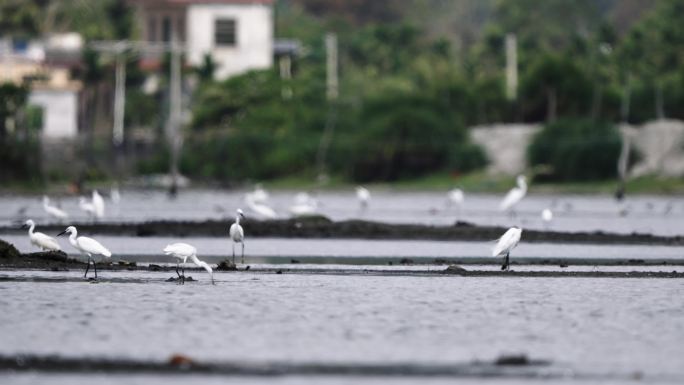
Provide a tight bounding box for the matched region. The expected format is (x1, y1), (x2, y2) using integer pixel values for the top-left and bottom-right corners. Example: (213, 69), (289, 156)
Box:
(356, 186), (370, 210)
(541, 208), (553, 226)
(58, 226), (111, 278)
(499, 175), (527, 214)
(92, 190), (105, 219)
(245, 193), (277, 219)
(79, 197), (96, 219)
(229, 209), (246, 264)
(492, 226), (522, 271)
(22, 219), (61, 252)
(43, 196), (69, 221)
(248, 184), (270, 205)
(163, 243), (215, 284)
(289, 192), (318, 216)
(447, 188), (464, 209)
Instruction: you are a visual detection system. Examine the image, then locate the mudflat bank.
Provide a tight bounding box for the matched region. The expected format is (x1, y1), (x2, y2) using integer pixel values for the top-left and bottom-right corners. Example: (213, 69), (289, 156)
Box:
(2, 217), (682, 245)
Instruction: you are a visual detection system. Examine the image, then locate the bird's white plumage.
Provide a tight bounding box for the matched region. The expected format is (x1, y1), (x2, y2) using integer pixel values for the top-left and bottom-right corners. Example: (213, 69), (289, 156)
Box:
(79, 197), (96, 217)
(92, 190), (105, 218)
(76, 236), (112, 257)
(447, 188), (464, 206)
(492, 227), (522, 257)
(163, 242), (214, 283)
(62, 226), (111, 258)
(499, 175), (527, 211)
(356, 186), (370, 205)
(24, 219), (61, 251)
(541, 208), (553, 222)
(43, 196), (68, 220)
(163, 242), (197, 262)
(230, 223), (244, 242)
(289, 192), (318, 216)
(245, 194), (277, 219)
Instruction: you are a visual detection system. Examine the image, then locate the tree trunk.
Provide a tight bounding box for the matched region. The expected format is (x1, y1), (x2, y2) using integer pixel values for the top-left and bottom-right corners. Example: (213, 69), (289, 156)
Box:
(546, 87), (557, 122)
(620, 75), (631, 123)
(655, 82), (665, 120)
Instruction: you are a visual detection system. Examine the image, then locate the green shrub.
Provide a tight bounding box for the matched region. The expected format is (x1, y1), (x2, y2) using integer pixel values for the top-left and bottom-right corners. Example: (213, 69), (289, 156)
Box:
(527, 118), (621, 181)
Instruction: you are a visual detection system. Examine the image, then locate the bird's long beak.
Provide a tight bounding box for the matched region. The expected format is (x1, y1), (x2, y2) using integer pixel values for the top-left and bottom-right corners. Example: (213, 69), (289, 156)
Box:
(57, 230), (67, 237)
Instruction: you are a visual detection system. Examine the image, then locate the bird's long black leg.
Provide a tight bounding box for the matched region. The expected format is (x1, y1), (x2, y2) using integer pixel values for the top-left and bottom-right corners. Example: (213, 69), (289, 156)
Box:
(505, 252), (510, 271)
(181, 265), (185, 285)
(84, 257), (90, 278)
(241, 243), (245, 265)
(232, 243), (235, 264)
(93, 259), (98, 279)
(175, 263), (181, 278)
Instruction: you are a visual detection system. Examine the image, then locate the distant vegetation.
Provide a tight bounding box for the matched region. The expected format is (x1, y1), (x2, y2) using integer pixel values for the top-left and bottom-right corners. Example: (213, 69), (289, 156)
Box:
(2, 0), (684, 184)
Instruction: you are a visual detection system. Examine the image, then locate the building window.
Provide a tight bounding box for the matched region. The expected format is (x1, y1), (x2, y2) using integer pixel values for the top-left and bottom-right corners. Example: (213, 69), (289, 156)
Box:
(215, 19), (237, 46)
(162, 16), (171, 42)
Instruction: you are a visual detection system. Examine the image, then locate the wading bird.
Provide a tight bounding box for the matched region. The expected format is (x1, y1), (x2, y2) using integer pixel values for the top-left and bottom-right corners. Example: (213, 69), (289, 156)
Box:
(163, 243), (215, 284)
(356, 186), (370, 210)
(289, 192), (318, 216)
(447, 188), (464, 209)
(92, 190), (105, 219)
(492, 226), (522, 271)
(43, 196), (69, 221)
(79, 197), (96, 219)
(229, 209), (246, 264)
(58, 226), (111, 279)
(541, 208), (553, 225)
(22, 219), (61, 252)
(499, 175), (527, 215)
(245, 193), (277, 219)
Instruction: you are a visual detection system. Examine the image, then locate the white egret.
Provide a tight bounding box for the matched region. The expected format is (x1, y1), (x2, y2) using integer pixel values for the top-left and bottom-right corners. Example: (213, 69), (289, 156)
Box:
(248, 184), (270, 205)
(43, 196), (69, 220)
(289, 192), (318, 216)
(163, 243), (215, 284)
(492, 226), (522, 271)
(22, 219), (61, 252)
(229, 209), (246, 264)
(356, 186), (370, 210)
(447, 188), (464, 209)
(92, 190), (105, 219)
(110, 185), (121, 204)
(541, 208), (553, 223)
(245, 194), (277, 219)
(58, 226), (111, 278)
(499, 175), (527, 214)
(79, 197), (96, 219)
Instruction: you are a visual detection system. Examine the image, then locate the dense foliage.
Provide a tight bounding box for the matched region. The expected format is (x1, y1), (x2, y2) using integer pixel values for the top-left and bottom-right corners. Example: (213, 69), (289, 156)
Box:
(527, 119), (622, 181)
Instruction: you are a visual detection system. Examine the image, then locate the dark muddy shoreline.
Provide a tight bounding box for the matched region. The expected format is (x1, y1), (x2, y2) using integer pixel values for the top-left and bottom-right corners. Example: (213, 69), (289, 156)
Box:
(2, 216), (683, 245)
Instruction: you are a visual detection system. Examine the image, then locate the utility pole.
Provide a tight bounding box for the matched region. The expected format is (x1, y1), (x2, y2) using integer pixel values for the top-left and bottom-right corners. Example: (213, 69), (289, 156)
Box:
(167, 34), (183, 197)
(316, 33), (338, 184)
(504, 34), (518, 101)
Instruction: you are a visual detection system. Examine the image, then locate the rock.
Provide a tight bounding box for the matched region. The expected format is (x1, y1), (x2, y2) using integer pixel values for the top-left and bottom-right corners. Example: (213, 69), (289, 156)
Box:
(433, 258), (449, 265)
(290, 259), (301, 264)
(0, 239), (20, 260)
(148, 264), (162, 271)
(495, 354), (530, 366)
(399, 258), (414, 265)
(168, 354), (194, 368)
(216, 261), (237, 271)
(559, 263), (568, 268)
(276, 270), (282, 274)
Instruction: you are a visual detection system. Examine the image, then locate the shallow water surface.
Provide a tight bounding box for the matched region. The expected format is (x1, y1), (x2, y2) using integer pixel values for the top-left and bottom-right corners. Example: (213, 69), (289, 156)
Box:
(0, 271), (682, 383)
(1, 189), (683, 235)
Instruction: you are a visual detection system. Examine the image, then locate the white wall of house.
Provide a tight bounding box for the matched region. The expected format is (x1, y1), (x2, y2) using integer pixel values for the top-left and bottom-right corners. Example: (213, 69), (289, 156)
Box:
(186, 3), (273, 80)
(28, 89), (79, 139)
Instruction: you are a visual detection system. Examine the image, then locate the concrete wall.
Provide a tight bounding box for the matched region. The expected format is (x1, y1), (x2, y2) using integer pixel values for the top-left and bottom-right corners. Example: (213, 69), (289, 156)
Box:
(28, 89), (79, 139)
(471, 120), (684, 177)
(186, 3), (272, 80)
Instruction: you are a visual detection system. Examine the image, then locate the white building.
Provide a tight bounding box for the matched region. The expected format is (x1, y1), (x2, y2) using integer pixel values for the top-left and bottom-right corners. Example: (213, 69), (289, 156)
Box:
(131, 0), (274, 80)
(0, 36), (82, 140)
